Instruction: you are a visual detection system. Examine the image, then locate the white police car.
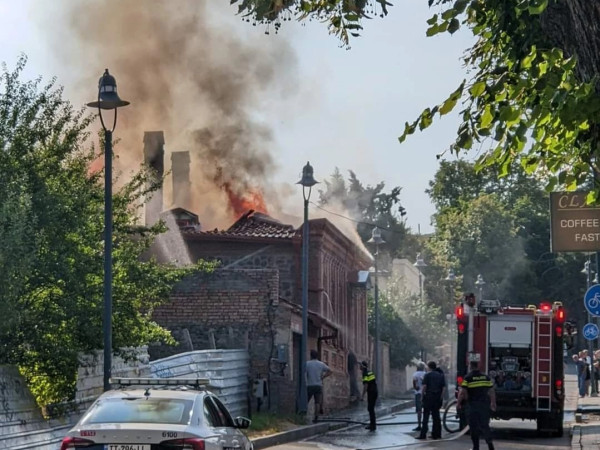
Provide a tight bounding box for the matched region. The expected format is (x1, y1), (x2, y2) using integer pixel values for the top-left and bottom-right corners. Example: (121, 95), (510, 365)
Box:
(60, 378), (253, 450)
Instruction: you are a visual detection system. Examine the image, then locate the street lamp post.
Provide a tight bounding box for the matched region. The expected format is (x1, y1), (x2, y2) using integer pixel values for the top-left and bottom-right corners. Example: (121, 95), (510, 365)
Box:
(368, 227), (385, 386)
(475, 274), (486, 301)
(445, 269), (457, 380)
(87, 69), (130, 392)
(470, 274), (486, 354)
(414, 253), (427, 301)
(582, 259), (598, 396)
(414, 254), (427, 359)
(297, 162), (318, 414)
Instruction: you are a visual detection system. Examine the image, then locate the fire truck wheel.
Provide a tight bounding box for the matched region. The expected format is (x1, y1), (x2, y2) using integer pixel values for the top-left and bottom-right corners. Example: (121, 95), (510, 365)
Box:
(536, 412), (563, 438)
(552, 412), (564, 438)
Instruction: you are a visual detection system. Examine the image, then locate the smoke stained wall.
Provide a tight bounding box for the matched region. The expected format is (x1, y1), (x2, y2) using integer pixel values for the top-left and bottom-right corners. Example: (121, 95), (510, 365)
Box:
(39, 0), (298, 229)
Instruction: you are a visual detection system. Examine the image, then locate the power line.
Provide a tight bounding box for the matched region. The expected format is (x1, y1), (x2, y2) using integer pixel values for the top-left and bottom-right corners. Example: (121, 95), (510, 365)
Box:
(309, 201), (406, 234)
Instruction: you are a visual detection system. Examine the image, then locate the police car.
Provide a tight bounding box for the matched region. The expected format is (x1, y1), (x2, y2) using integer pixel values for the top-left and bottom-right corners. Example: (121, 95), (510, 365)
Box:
(60, 378), (253, 450)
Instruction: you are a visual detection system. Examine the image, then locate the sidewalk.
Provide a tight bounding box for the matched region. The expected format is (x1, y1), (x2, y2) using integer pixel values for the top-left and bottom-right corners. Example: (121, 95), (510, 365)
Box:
(251, 397), (413, 450)
(572, 389), (600, 449)
(570, 372), (600, 449)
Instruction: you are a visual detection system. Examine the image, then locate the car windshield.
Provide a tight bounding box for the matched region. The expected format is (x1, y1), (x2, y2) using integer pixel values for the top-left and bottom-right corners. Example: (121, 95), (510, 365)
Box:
(80, 397), (194, 425)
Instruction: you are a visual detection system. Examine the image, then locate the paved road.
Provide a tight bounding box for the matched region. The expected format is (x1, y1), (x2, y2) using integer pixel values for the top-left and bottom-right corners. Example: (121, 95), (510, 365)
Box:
(266, 407), (573, 449)
(263, 373), (580, 449)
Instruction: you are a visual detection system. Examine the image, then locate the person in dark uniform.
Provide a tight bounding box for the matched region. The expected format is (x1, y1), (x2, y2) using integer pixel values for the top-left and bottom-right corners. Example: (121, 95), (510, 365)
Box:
(458, 361), (496, 450)
(417, 360), (446, 440)
(360, 361), (378, 431)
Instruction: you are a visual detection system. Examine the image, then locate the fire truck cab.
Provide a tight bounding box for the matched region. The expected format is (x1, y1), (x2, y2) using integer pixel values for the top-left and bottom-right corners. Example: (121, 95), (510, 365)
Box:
(455, 299), (565, 437)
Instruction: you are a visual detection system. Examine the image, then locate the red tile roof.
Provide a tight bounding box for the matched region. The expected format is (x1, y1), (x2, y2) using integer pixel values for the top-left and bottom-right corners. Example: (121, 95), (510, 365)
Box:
(184, 210), (297, 240)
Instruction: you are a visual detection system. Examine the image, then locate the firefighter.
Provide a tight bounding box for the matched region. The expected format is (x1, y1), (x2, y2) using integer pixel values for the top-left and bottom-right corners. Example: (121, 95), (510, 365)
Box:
(457, 360), (496, 450)
(360, 361), (378, 431)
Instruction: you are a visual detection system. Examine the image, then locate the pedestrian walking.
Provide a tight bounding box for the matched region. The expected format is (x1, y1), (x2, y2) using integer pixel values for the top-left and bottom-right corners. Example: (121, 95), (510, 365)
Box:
(360, 360), (378, 431)
(417, 360), (446, 440)
(305, 349), (332, 423)
(457, 360), (496, 450)
(411, 362), (426, 432)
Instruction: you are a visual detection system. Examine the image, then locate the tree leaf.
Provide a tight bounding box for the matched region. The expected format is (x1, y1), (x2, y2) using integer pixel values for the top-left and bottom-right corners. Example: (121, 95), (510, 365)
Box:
(470, 81), (486, 97)
(448, 18), (460, 34)
(480, 105), (494, 128)
(528, 0), (548, 15)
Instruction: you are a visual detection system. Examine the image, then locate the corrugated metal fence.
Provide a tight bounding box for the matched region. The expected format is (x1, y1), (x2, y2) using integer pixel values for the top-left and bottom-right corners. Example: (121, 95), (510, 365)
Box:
(150, 349), (250, 418)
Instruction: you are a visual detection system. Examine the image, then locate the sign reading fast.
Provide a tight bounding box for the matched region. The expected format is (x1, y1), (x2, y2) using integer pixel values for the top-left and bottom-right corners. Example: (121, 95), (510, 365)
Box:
(550, 192), (600, 252)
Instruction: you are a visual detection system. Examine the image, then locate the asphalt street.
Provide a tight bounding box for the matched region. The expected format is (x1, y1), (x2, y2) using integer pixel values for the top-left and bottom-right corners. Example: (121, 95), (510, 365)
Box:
(265, 407), (573, 449)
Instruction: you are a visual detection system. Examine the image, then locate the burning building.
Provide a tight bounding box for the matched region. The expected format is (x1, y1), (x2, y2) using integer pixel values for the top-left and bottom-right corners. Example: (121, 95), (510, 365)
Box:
(147, 131), (372, 415)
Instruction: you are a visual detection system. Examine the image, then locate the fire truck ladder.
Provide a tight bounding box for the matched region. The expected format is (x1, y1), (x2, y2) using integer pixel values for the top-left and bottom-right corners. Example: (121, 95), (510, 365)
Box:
(535, 314), (553, 411)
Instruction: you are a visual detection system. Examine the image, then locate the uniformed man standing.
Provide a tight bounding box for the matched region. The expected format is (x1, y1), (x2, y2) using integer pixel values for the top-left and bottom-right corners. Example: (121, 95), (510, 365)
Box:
(417, 360), (446, 440)
(458, 361), (496, 450)
(360, 361), (378, 431)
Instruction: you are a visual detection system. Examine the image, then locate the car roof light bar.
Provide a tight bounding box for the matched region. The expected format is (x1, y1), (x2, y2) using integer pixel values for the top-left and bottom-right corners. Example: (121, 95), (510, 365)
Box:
(110, 377), (210, 388)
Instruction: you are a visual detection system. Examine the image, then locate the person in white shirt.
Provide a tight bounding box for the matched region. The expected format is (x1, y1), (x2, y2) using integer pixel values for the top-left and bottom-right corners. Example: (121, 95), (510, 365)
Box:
(412, 362), (427, 432)
(305, 349), (332, 422)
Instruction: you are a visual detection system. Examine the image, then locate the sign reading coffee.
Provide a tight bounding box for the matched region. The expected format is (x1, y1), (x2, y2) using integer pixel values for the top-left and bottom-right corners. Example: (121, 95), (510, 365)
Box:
(550, 192), (600, 252)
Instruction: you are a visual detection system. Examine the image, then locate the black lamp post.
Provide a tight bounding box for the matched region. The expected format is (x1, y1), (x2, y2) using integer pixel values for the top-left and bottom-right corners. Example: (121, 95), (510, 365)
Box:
(87, 69), (130, 392)
(297, 161), (318, 414)
(367, 227), (385, 385)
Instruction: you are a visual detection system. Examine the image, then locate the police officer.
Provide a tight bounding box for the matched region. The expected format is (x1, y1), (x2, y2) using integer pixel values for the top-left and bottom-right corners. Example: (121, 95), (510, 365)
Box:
(417, 360), (446, 440)
(458, 361), (496, 450)
(360, 361), (378, 431)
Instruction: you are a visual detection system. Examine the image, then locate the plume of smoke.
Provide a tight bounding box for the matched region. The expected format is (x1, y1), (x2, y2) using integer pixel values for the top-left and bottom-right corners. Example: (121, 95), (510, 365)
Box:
(39, 0), (298, 228)
(310, 196), (372, 259)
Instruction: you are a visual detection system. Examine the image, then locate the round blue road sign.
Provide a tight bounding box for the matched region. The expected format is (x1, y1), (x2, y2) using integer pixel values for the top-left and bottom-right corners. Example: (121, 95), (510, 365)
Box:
(584, 284), (600, 317)
(583, 323), (599, 341)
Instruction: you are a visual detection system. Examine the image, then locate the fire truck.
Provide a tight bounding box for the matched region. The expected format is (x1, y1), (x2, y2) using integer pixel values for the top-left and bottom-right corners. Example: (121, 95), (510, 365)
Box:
(454, 298), (566, 437)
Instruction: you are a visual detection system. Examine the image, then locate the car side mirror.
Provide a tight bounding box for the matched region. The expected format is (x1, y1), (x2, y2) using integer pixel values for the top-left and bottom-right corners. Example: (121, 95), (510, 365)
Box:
(234, 416), (251, 429)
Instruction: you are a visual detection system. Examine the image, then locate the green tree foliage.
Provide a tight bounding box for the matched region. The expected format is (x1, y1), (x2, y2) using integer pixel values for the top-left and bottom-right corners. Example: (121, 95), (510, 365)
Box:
(0, 57), (210, 406)
(317, 167), (418, 259)
(231, 0), (392, 46)
(400, 0), (600, 199)
(367, 294), (420, 369)
(426, 160), (586, 319)
(379, 275), (445, 359)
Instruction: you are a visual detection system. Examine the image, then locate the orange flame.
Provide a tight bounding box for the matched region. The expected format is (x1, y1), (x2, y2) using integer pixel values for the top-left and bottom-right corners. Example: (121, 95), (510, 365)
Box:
(222, 182), (268, 218)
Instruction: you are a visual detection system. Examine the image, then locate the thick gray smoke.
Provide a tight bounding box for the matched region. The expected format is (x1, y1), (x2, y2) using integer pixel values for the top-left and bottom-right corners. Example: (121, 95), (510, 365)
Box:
(39, 0), (297, 228)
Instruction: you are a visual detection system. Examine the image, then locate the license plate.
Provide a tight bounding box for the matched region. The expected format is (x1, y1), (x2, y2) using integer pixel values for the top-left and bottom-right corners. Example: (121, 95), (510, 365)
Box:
(104, 445), (151, 450)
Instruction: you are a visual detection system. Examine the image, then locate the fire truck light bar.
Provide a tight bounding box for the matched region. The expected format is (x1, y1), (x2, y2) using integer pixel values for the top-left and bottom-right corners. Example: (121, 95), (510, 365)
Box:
(110, 377), (210, 387)
(478, 299), (501, 314)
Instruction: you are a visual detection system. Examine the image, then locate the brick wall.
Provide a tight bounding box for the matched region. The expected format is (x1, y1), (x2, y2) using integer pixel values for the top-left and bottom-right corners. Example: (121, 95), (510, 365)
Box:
(151, 268), (301, 414)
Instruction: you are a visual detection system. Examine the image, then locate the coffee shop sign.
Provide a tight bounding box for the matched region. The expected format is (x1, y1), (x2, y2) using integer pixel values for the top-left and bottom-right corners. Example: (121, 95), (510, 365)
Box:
(550, 192), (600, 252)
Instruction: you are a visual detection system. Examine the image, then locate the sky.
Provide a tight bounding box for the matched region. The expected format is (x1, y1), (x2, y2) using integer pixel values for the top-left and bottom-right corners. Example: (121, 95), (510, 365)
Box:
(0, 1), (475, 235)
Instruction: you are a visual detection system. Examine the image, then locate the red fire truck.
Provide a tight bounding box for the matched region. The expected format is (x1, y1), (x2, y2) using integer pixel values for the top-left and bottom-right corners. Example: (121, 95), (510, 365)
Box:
(454, 299), (566, 437)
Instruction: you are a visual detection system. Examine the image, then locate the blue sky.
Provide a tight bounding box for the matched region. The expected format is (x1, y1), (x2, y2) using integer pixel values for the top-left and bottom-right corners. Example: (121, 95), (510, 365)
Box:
(0, 1), (475, 235)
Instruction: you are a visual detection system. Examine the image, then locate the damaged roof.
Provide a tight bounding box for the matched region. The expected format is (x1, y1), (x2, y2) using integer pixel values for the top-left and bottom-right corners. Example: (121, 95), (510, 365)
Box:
(185, 209), (297, 240)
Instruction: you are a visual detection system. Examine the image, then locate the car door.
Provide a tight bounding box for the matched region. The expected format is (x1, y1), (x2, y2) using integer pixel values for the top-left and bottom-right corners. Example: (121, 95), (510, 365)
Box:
(204, 395), (249, 450)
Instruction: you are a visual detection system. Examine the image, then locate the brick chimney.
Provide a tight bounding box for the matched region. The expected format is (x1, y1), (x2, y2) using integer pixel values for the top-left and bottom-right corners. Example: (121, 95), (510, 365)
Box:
(143, 131), (165, 226)
(171, 151), (191, 209)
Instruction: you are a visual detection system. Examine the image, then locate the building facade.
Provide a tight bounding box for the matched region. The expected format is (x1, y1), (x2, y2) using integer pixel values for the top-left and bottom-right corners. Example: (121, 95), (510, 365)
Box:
(151, 210), (372, 415)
